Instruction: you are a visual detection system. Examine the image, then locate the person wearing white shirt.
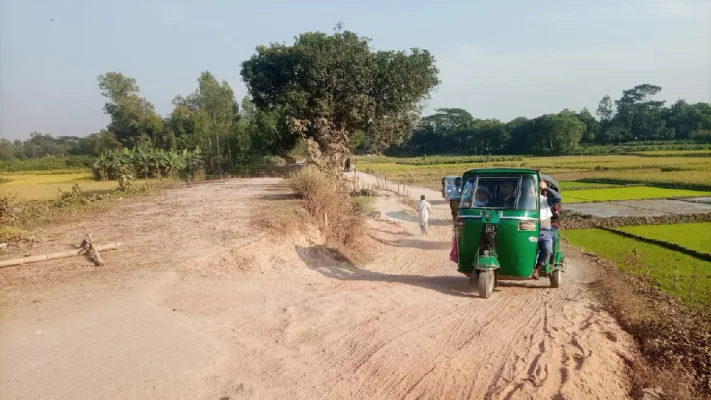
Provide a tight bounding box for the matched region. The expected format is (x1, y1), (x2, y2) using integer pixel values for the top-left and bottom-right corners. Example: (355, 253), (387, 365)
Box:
(533, 180), (562, 278)
(417, 194), (432, 235)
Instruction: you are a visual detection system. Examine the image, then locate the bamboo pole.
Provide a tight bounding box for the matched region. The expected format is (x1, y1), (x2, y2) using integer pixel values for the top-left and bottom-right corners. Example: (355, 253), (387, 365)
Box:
(0, 243), (122, 268)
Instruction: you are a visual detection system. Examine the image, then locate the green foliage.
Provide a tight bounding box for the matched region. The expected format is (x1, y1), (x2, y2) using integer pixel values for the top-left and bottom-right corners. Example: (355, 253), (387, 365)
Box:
(392, 84), (711, 157)
(0, 132), (121, 161)
(92, 147), (204, 181)
(0, 155), (94, 172)
(262, 155), (286, 166)
(241, 28), (439, 167)
(98, 72), (167, 149)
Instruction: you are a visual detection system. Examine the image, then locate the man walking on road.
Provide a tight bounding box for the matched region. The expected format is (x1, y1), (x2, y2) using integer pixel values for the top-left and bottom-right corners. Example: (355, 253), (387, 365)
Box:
(417, 194), (432, 235)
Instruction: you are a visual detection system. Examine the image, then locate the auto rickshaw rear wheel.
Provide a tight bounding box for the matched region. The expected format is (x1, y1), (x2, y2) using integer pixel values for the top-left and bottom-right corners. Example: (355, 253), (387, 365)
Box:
(477, 270), (495, 298)
(550, 269), (562, 288)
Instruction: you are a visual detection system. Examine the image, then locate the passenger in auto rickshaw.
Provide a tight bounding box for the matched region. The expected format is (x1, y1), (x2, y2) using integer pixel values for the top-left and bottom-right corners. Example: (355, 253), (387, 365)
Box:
(488, 180), (517, 208)
(533, 180), (562, 278)
(474, 185), (489, 207)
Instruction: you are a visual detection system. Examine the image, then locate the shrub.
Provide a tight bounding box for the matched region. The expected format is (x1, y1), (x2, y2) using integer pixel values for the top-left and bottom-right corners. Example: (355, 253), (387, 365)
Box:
(0, 155), (94, 173)
(93, 148), (205, 181)
(0, 194), (23, 226)
(289, 166), (365, 247)
(263, 155), (287, 166)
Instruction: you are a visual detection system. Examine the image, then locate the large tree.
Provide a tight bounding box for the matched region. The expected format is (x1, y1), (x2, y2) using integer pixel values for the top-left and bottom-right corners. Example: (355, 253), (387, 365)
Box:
(596, 95), (614, 122)
(613, 84), (671, 140)
(241, 28), (439, 172)
(169, 72), (239, 170)
(98, 72), (167, 148)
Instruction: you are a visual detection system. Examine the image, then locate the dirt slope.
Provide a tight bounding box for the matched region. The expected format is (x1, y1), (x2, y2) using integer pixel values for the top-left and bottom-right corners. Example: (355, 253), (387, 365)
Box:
(0, 177), (636, 399)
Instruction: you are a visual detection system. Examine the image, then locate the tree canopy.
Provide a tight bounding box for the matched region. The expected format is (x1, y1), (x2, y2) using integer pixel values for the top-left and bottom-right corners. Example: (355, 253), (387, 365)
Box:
(390, 84), (711, 156)
(241, 29), (439, 170)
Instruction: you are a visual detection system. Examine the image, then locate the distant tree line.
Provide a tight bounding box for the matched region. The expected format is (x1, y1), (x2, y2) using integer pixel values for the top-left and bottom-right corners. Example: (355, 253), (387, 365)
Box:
(0, 131), (121, 160)
(385, 84), (711, 156)
(0, 71), (298, 173)
(3, 35), (710, 167)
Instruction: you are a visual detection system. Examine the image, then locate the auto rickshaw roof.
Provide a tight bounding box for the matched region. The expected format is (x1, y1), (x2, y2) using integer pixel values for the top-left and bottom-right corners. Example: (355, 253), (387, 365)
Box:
(461, 168), (560, 189)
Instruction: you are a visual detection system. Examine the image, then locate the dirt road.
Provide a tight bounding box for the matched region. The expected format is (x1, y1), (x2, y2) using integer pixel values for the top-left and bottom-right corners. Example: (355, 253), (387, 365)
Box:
(0, 176), (636, 399)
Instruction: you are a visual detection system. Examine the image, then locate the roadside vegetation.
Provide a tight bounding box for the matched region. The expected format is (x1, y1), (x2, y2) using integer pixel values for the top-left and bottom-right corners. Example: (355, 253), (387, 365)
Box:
(581, 245), (711, 400)
(565, 229), (710, 307)
(617, 222), (711, 255)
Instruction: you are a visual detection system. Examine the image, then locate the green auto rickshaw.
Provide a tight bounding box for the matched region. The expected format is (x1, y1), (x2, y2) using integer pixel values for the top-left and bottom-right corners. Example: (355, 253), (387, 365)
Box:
(453, 168), (564, 298)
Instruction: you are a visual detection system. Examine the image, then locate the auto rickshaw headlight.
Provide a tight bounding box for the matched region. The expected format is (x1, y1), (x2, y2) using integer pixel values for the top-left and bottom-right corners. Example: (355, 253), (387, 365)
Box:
(518, 221), (537, 231)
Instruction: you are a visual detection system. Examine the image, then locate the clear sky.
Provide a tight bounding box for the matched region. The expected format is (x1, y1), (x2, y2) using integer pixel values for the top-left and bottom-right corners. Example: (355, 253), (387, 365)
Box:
(1, 0), (709, 140)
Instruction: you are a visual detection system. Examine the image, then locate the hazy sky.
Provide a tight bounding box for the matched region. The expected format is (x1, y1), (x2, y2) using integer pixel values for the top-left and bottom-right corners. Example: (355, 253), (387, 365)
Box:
(1, 0), (709, 140)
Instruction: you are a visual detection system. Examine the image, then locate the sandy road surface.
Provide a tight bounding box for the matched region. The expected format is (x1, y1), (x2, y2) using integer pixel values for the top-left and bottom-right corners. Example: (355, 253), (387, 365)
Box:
(1, 176), (636, 399)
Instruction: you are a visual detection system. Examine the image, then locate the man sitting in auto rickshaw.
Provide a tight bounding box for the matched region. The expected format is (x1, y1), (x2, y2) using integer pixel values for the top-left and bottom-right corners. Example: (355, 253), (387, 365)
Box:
(488, 180), (517, 208)
(533, 180), (562, 278)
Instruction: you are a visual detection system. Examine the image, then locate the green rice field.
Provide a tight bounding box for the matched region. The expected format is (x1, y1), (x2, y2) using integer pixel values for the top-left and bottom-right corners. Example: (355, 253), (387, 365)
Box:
(564, 229), (711, 307)
(617, 222), (711, 254)
(361, 152), (711, 191)
(558, 181), (620, 189)
(562, 187), (711, 203)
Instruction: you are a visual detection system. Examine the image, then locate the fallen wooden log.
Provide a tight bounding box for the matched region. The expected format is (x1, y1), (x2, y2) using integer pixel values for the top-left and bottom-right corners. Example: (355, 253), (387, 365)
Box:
(0, 242), (122, 268)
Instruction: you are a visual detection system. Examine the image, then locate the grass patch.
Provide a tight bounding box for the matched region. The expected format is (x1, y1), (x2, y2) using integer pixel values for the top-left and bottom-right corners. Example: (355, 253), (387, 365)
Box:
(558, 181), (621, 189)
(351, 195), (375, 213)
(563, 187), (711, 203)
(618, 222), (711, 255)
(564, 229), (711, 307)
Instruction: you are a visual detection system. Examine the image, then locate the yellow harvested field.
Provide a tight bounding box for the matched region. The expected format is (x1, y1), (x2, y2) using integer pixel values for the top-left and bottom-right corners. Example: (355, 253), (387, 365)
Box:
(0, 173), (118, 200)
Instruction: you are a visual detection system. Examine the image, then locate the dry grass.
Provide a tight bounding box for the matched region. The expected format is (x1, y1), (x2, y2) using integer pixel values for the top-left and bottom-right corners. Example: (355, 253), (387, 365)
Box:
(289, 166), (370, 260)
(251, 197), (313, 237)
(0, 179), (181, 243)
(0, 172), (118, 200)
